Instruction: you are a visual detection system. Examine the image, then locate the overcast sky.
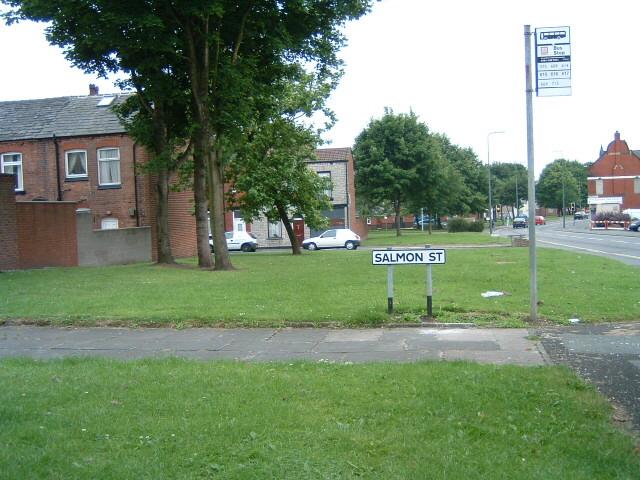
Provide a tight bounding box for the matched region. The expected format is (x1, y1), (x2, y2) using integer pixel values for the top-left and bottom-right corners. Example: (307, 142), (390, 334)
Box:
(1, 0), (638, 177)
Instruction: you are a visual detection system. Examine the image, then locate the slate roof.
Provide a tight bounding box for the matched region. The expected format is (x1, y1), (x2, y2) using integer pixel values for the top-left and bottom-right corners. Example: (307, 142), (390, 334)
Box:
(313, 147), (352, 162)
(0, 94), (129, 142)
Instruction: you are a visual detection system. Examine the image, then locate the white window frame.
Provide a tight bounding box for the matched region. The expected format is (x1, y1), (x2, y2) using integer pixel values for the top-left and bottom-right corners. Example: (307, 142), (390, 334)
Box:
(268, 221), (282, 239)
(101, 218), (119, 230)
(1, 152), (23, 191)
(65, 149), (88, 178)
(595, 179), (604, 195)
(97, 147), (121, 186)
(318, 171), (333, 200)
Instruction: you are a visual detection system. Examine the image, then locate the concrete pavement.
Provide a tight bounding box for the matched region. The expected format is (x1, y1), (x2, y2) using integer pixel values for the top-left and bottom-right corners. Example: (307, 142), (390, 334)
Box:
(0, 325), (544, 365)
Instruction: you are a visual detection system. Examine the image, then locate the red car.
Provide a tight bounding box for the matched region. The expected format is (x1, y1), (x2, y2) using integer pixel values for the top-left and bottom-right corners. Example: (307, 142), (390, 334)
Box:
(535, 215), (546, 225)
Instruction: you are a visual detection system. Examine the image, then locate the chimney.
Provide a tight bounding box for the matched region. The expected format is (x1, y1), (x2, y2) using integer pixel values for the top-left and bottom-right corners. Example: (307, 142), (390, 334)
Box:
(615, 131), (621, 141)
(89, 84), (99, 96)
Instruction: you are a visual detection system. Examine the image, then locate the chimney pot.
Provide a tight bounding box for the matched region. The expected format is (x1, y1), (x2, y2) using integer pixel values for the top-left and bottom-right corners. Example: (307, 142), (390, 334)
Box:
(89, 84), (99, 96)
(615, 131), (621, 141)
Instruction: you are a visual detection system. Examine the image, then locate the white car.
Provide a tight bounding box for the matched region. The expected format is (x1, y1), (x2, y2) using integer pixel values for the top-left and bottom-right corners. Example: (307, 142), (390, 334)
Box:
(302, 228), (361, 251)
(209, 231), (258, 252)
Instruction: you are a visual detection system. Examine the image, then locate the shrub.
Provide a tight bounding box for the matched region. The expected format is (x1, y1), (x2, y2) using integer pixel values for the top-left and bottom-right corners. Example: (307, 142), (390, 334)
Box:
(593, 212), (630, 222)
(447, 218), (484, 233)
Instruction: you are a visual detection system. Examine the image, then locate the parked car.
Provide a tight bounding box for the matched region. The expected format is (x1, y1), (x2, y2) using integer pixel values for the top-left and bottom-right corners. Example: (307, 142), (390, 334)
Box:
(629, 219), (640, 232)
(414, 215), (430, 228)
(535, 215), (546, 225)
(574, 211), (589, 220)
(513, 216), (528, 228)
(209, 231), (258, 252)
(302, 228), (361, 251)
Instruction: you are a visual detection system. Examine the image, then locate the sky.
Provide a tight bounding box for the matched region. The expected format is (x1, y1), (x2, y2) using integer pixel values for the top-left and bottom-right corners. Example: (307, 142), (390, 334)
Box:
(1, 0), (639, 178)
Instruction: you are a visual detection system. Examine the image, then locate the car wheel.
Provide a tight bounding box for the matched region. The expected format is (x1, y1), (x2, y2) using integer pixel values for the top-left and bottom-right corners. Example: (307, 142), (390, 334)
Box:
(345, 241), (356, 250)
(240, 243), (252, 252)
(307, 242), (318, 251)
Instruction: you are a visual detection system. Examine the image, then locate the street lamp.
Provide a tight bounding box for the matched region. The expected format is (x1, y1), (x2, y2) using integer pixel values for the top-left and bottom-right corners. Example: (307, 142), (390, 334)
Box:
(487, 131), (505, 234)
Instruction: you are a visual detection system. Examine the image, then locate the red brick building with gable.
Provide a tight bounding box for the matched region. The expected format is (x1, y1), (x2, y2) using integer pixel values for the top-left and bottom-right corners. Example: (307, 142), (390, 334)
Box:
(588, 131), (640, 214)
(0, 88), (197, 262)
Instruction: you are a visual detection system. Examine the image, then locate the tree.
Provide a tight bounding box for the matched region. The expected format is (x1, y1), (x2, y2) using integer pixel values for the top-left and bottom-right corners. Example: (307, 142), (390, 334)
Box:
(4, 0), (373, 271)
(3, 0), (191, 265)
(491, 163), (528, 218)
(537, 159), (588, 210)
(354, 109), (441, 236)
(227, 118), (331, 255)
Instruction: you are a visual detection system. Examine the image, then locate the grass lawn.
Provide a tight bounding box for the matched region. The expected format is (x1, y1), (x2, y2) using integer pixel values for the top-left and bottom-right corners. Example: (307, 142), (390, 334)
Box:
(365, 228), (509, 246)
(1, 357), (638, 479)
(1, 247), (638, 327)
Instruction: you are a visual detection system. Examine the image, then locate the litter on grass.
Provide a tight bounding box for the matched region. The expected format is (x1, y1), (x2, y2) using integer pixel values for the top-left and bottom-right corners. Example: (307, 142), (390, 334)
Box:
(481, 291), (505, 298)
(569, 318), (581, 324)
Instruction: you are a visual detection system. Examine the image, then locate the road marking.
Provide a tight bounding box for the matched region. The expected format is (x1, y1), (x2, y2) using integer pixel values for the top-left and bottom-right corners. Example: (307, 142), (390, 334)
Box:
(538, 239), (640, 261)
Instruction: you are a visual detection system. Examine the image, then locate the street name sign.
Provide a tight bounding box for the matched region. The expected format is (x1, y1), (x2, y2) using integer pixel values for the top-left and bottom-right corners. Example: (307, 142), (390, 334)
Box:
(372, 249), (446, 265)
(535, 26), (571, 97)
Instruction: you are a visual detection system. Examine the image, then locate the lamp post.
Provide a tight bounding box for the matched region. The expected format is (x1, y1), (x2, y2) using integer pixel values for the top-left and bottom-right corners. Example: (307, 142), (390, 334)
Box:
(487, 131), (505, 234)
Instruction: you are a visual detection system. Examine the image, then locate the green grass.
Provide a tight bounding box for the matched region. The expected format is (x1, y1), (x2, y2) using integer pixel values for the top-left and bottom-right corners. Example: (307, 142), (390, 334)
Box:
(1, 248), (638, 326)
(1, 357), (638, 479)
(365, 228), (509, 246)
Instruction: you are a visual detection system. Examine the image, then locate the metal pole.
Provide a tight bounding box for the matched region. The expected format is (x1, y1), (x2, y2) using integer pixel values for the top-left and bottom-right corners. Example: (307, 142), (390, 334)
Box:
(524, 25), (537, 322)
(387, 248), (394, 314)
(562, 175), (566, 228)
(421, 207), (424, 232)
(425, 244), (432, 317)
(515, 174), (519, 217)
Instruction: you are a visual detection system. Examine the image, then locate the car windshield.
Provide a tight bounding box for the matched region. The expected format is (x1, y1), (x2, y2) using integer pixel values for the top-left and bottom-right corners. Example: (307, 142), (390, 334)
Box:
(224, 232), (233, 239)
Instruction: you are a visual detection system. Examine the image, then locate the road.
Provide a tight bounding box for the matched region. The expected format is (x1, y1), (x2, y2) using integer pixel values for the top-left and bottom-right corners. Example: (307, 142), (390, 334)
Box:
(496, 219), (640, 266)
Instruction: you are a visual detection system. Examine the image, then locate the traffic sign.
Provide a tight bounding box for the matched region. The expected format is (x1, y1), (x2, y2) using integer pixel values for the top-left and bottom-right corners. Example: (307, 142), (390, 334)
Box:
(535, 26), (571, 97)
(372, 248), (446, 265)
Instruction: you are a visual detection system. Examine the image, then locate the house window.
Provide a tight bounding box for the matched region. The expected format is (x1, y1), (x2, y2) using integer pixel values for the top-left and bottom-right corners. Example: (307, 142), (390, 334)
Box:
(1, 152), (23, 191)
(595, 179), (603, 195)
(101, 218), (119, 230)
(268, 221), (282, 239)
(318, 171), (333, 199)
(65, 150), (88, 178)
(97, 147), (121, 186)
(635, 177), (640, 194)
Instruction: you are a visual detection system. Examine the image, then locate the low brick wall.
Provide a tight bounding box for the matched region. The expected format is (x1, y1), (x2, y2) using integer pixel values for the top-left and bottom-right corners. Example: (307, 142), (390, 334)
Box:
(76, 209), (152, 266)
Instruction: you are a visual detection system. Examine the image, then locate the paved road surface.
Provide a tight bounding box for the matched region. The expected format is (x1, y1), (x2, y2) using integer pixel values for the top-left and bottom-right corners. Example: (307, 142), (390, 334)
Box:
(537, 322), (640, 432)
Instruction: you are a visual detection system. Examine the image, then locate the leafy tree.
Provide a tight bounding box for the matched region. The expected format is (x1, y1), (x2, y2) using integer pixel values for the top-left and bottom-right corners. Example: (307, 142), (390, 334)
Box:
(491, 163), (528, 218)
(354, 109), (442, 236)
(536, 159), (588, 210)
(4, 0), (373, 271)
(4, 0), (191, 264)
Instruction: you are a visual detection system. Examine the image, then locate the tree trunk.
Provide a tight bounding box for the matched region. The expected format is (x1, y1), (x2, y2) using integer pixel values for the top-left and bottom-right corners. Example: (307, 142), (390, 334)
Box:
(209, 146), (234, 270)
(277, 203), (300, 255)
(394, 199), (402, 236)
(155, 168), (175, 264)
(193, 132), (213, 268)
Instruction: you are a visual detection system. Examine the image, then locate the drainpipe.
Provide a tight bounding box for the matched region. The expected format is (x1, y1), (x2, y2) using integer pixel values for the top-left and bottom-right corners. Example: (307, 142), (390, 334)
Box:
(344, 157), (350, 229)
(53, 134), (62, 201)
(132, 141), (140, 227)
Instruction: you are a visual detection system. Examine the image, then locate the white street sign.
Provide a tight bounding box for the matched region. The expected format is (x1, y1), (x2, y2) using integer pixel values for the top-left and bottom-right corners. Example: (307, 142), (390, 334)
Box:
(535, 26), (571, 97)
(372, 249), (446, 265)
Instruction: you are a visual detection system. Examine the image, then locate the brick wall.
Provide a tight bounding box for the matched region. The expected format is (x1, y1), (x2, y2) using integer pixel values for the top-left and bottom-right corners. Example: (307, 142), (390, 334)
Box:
(168, 190), (198, 258)
(588, 132), (640, 210)
(16, 201), (78, 269)
(0, 174), (19, 270)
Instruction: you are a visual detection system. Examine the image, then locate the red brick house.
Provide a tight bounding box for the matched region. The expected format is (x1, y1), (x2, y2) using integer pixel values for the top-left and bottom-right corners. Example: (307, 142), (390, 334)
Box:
(588, 131), (640, 214)
(0, 88), (197, 263)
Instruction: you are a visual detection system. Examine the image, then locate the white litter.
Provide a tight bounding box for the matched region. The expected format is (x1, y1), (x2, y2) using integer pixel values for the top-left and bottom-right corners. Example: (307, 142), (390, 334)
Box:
(568, 318), (581, 324)
(481, 291), (504, 298)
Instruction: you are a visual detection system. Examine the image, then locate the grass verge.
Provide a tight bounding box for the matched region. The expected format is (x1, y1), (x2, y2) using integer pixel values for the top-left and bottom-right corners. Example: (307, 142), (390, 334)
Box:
(1, 357), (638, 479)
(1, 248), (638, 327)
(365, 228), (509, 246)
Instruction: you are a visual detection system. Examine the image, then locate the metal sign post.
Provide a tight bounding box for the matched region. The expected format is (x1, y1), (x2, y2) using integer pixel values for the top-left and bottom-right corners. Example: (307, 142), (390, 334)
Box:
(373, 247), (446, 315)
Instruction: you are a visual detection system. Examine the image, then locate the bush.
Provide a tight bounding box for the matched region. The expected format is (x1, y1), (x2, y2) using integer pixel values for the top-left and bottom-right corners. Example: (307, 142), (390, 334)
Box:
(447, 218), (484, 233)
(593, 212), (630, 222)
